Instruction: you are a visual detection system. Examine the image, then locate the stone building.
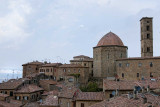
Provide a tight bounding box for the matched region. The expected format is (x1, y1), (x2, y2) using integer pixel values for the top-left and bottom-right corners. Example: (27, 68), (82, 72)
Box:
(22, 61), (44, 78)
(14, 84), (44, 103)
(70, 55), (93, 77)
(75, 92), (104, 107)
(57, 64), (89, 86)
(39, 63), (62, 79)
(141, 17), (153, 57)
(93, 32), (128, 78)
(93, 17), (160, 81)
(0, 78), (30, 98)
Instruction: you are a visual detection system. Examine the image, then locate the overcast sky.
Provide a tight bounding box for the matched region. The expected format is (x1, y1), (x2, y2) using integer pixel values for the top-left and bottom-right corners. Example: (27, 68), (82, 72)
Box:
(0, 0), (160, 73)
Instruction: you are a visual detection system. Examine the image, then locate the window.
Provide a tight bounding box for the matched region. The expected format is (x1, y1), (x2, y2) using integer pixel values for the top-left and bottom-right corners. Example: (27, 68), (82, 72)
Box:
(5, 91), (7, 94)
(137, 73), (139, 77)
(63, 69), (66, 72)
(46, 69), (49, 72)
(126, 63), (129, 67)
(146, 26), (150, 31)
(119, 63), (122, 67)
(68, 102), (70, 107)
(78, 69), (80, 72)
(24, 96), (28, 100)
(138, 63), (142, 67)
(68, 69), (70, 72)
(110, 94), (113, 98)
(147, 47), (150, 52)
(84, 63), (86, 66)
(10, 91), (13, 96)
(147, 21), (149, 23)
(81, 103), (84, 107)
(68, 78), (73, 82)
(122, 73), (124, 78)
(51, 69), (52, 72)
(147, 34), (150, 39)
(121, 53), (123, 58)
(36, 67), (38, 70)
(150, 62), (153, 67)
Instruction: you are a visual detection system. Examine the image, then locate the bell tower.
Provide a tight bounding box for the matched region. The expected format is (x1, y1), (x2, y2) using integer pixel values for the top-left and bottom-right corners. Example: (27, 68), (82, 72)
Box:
(140, 17), (153, 57)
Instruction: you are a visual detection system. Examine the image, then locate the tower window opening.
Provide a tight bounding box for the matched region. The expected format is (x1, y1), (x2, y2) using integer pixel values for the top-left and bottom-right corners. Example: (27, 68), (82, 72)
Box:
(147, 47), (150, 52)
(146, 26), (150, 31)
(150, 72), (153, 77)
(147, 34), (150, 39)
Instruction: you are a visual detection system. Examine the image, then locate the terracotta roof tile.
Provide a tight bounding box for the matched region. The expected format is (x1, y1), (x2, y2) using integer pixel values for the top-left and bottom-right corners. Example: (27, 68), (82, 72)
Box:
(103, 79), (160, 91)
(22, 61), (43, 66)
(76, 92), (104, 101)
(15, 84), (43, 93)
(97, 32), (124, 47)
(42, 90), (59, 96)
(0, 78), (30, 90)
(58, 86), (81, 98)
(0, 93), (9, 98)
(40, 95), (59, 106)
(42, 63), (62, 67)
(59, 64), (88, 68)
(39, 80), (57, 85)
(90, 93), (160, 107)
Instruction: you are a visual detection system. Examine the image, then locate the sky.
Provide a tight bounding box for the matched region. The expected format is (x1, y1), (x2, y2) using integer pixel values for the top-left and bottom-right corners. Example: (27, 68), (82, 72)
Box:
(0, 0), (160, 74)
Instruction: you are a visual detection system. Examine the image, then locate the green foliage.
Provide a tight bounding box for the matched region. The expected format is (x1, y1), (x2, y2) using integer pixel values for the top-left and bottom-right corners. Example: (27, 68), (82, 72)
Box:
(69, 74), (80, 79)
(80, 82), (102, 92)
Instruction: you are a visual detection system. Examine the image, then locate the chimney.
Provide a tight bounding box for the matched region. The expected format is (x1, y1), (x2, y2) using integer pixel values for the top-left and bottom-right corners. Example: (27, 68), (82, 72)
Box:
(133, 86), (137, 99)
(133, 90), (137, 99)
(142, 97), (147, 104)
(147, 85), (150, 93)
(127, 92), (132, 99)
(142, 86), (145, 93)
(115, 89), (119, 96)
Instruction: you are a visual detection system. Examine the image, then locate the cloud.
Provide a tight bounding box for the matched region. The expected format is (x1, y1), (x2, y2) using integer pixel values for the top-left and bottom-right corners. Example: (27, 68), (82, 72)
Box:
(0, 1), (32, 48)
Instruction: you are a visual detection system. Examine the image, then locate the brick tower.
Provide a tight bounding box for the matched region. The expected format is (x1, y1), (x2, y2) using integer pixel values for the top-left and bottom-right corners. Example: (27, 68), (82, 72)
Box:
(140, 17), (153, 57)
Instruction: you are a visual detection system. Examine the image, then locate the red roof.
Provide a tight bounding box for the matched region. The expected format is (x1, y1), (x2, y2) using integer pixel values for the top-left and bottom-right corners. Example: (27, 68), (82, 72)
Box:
(0, 93), (9, 98)
(90, 93), (160, 107)
(103, 79), (160, 91)
(40, 95), (59, 106)
(97, 32), (124, 47)
(15, 84), (43, 93)
(76, 92), (104, 101)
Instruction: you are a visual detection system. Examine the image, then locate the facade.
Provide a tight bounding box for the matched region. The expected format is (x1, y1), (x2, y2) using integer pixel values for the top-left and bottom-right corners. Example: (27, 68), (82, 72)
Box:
(93, 32), (128, 78)
(116, 57), (160, 80)
(14, 84), (44, 103)
(39, 63), (62, 79)
(22, 61), (44, 78)
(70, 55), (93, 77)
(58, 64), (89, 86)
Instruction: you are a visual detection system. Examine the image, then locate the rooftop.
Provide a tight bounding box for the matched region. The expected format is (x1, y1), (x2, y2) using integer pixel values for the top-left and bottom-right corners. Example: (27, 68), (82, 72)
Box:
(97, 32), (124, 47)
(15, 84), (43, 94)
(90, 93), (160, 107)
(59, 64), (88, 68)
(40, 95), (59, 106)
(76, 92), (104, 101)
(0, 78), (30, 90)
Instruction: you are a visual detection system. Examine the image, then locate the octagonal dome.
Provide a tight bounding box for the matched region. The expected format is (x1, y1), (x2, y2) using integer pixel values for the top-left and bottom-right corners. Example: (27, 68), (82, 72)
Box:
(97, 32), (124, 47)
